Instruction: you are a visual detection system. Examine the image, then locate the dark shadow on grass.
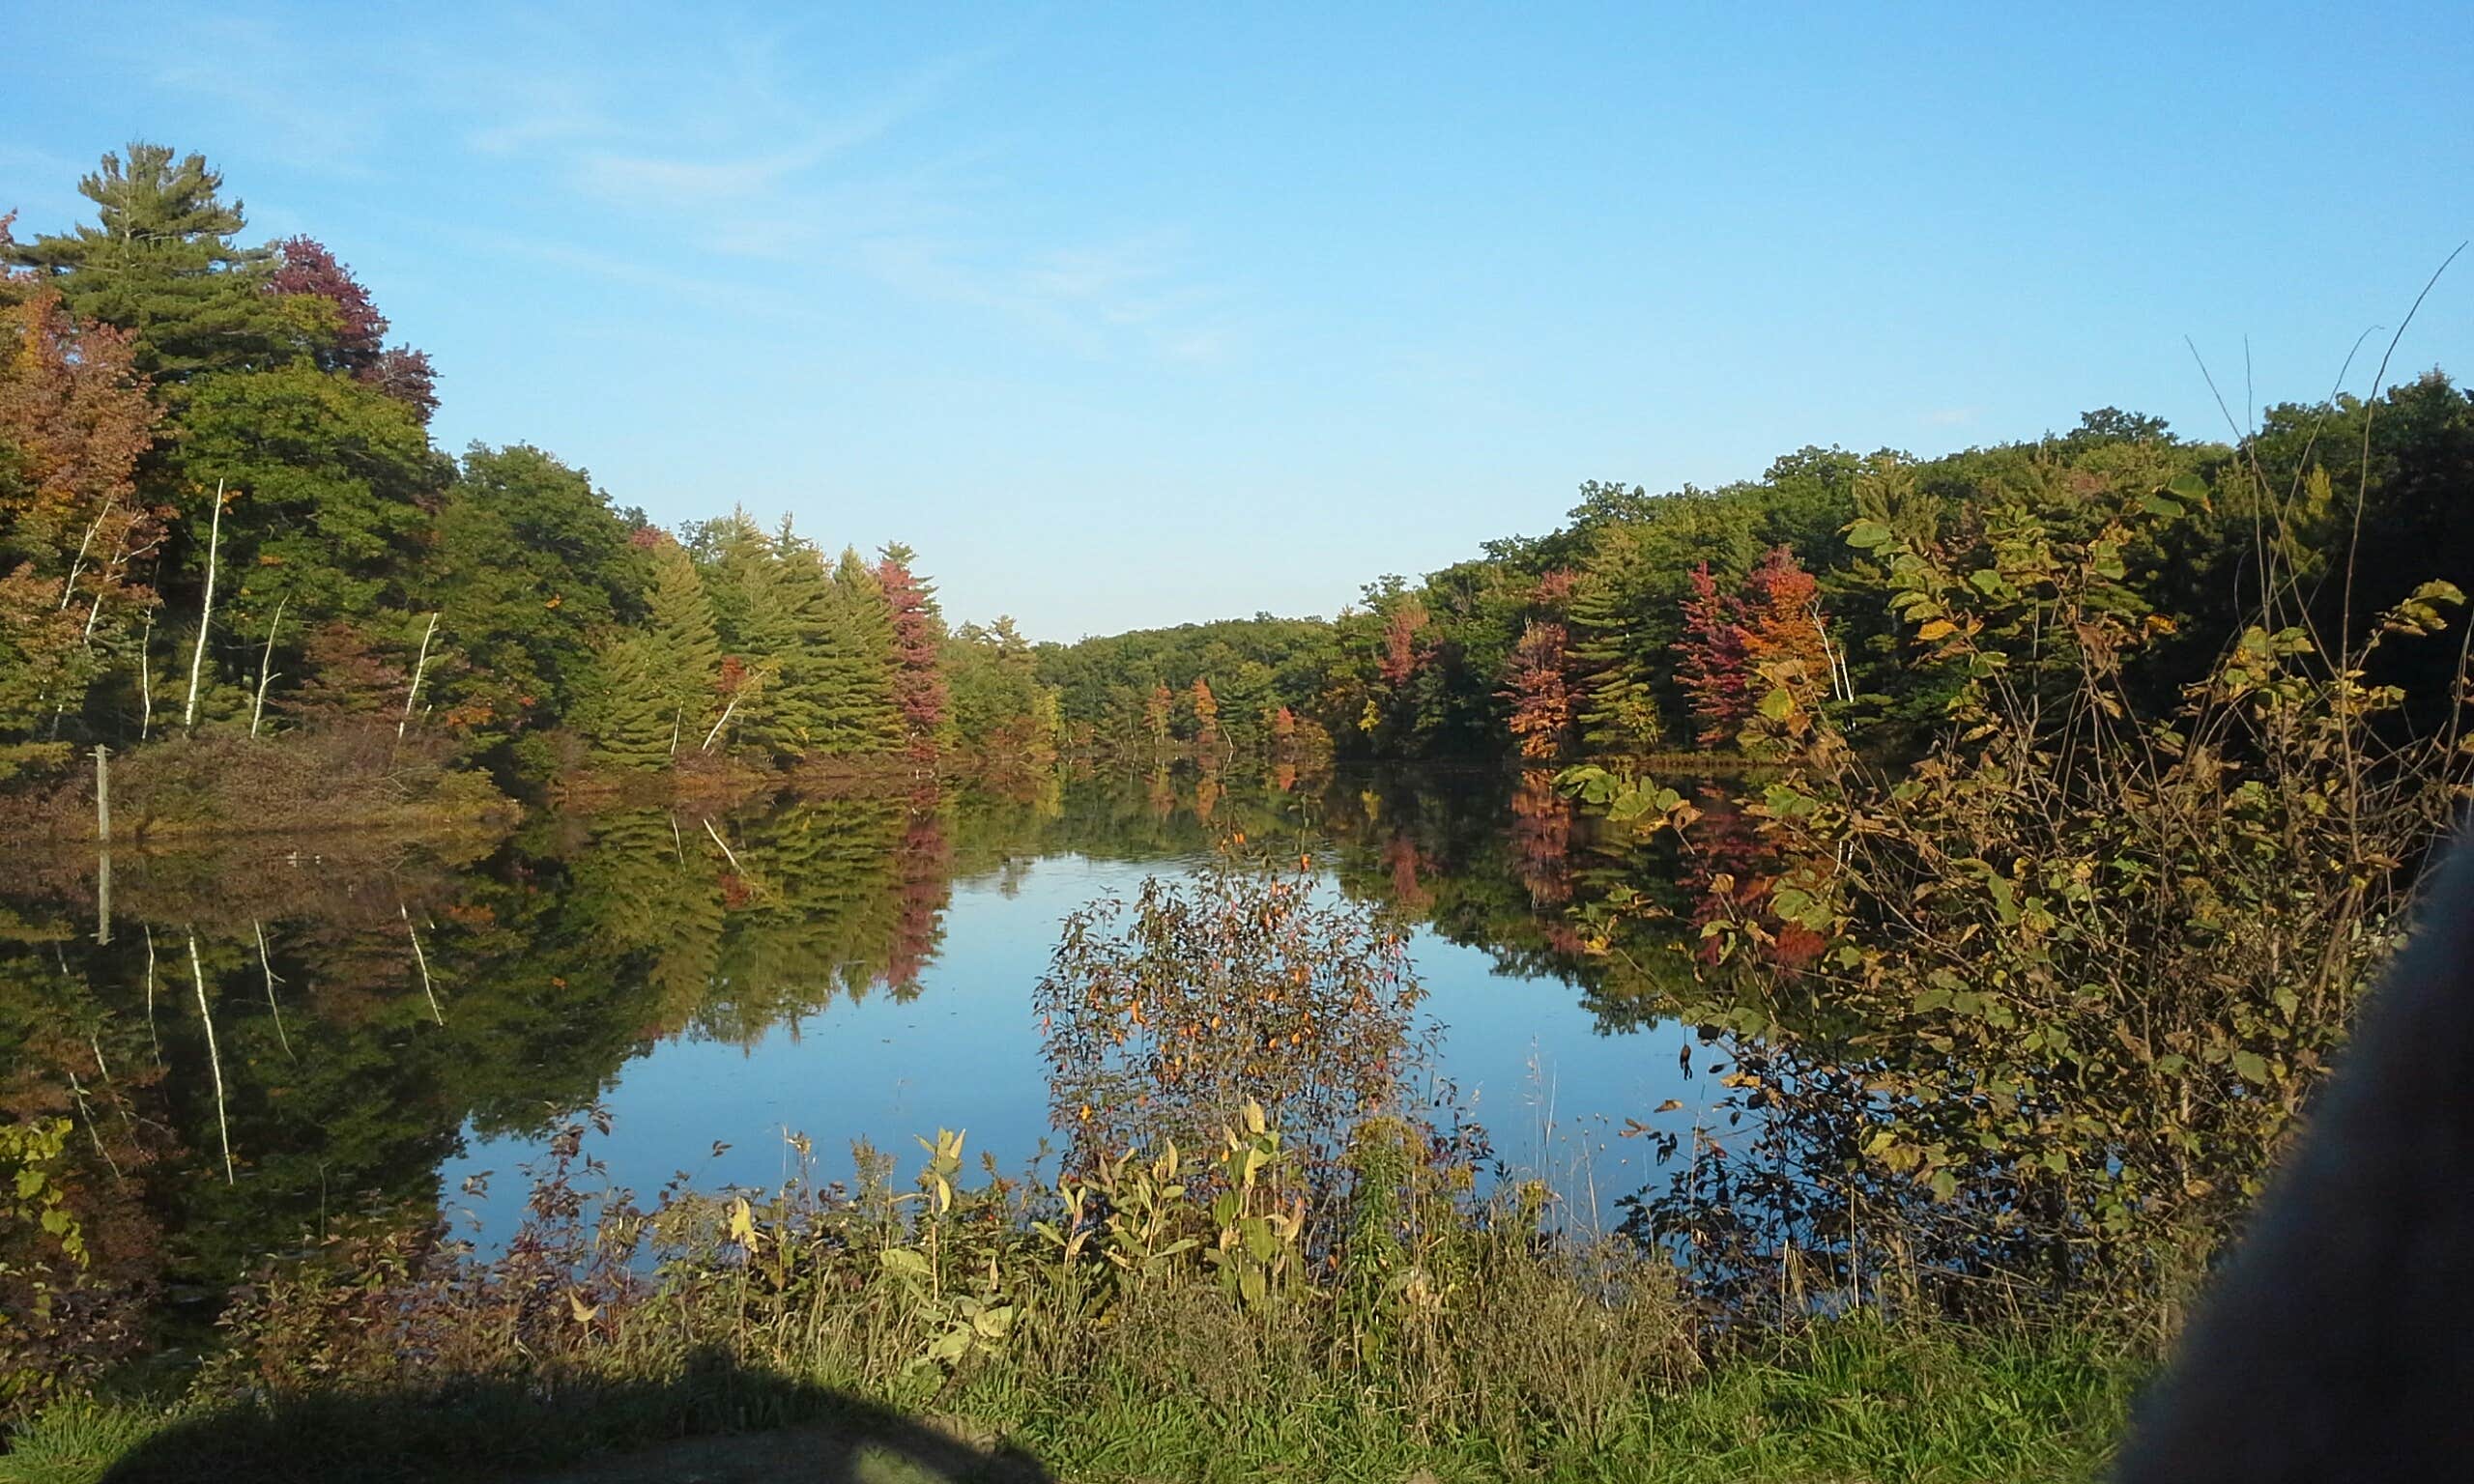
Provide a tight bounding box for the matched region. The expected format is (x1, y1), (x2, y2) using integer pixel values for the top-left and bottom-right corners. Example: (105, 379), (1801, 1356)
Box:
(100, 1348), (1051, 1484)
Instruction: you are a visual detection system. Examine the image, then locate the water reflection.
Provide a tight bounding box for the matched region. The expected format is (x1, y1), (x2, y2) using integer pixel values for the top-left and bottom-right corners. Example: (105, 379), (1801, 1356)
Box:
(3, 763), (1728, 1357)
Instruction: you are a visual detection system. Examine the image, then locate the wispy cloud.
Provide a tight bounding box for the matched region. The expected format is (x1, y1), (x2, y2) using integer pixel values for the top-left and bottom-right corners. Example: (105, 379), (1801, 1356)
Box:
(1922, 405), (1980, 427)
(855, 230), (1248, 364)
(69, 4), (1248, 369)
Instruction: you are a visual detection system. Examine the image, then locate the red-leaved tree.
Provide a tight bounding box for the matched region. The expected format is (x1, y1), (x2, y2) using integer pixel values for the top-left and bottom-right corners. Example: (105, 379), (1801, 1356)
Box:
(1676, 563), (1754, 747)
(1501, 619), (1574, 760)
(1677, 546), (1837, 749)
(1682, 544), (1840, 747)
(1379, 600), (1430, 687)
(876, 546), (948, 762)
(266, 236), (438, 421)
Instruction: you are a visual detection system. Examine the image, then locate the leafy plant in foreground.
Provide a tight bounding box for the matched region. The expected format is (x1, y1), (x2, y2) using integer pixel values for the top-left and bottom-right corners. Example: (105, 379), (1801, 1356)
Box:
(1568, 465), (2474, 1334)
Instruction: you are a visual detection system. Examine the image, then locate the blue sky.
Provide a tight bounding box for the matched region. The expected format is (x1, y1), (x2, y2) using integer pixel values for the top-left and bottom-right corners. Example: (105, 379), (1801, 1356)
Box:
(5, 2), (2468, 640)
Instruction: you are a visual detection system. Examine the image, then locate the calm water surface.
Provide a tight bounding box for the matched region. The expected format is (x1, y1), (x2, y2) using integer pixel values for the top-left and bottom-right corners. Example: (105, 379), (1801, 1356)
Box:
(5, 766), (1713, 1296)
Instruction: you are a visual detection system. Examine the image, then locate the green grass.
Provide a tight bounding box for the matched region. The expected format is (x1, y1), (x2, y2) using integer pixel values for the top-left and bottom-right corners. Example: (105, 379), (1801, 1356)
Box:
(1, 1097), (2152, 1483)
(2, 1317), (2142, 1483)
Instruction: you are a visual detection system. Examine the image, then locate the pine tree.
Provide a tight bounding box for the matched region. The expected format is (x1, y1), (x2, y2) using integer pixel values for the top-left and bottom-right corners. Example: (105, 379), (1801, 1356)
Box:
(738, 522), (835, 759)
(641, 532), (721, 756)
(817, 548), (902, 755)
(572, 629), (675, 768)
(876, 543), (948, 761)
(1676, 562), (1755, 747)
(2, 144), (302, 381)
(695, 509), (769, 655)
(1568, 575), (1662, 756)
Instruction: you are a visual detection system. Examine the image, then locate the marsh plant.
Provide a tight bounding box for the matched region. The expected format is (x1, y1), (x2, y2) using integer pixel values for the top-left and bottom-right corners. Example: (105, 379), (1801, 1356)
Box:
(1568, 454), (2474, 1334)
(150, 1095), (1711, 1471)
(1034, 849), (1439, 1181)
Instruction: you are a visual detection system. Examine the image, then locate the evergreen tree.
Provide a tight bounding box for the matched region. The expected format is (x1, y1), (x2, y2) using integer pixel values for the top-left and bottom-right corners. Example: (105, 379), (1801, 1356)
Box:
(640, 532), (721, 754)
(1568, 574), (1662, 755)
(729, 520), (832, 760)
(945, 616), (1056, 757)
(571, 629), (675, 768)
(420, 445), (645, 764)
(818, 547), (902, 755)
(2, 144), (302, 381)
(876, 542), (948, 760)
(691, 508), (769, 654)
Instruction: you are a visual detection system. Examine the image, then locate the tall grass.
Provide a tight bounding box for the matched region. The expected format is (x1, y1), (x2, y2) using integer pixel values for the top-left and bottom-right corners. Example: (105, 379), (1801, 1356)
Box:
(3, 1104), (2142, 1483)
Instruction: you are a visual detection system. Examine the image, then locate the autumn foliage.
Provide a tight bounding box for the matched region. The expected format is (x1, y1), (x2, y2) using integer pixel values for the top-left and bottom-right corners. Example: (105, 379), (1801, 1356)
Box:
(0, 284), (161, 774)
(1675, 546), (1832, 748)
(1501, 620), (1575, 760)
(876, 550), (948, 762)
(1379, 600), (1430, 686)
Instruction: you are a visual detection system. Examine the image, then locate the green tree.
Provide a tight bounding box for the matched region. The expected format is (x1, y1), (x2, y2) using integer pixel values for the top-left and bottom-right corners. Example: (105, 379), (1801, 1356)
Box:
(570, 630), (676, 768)
(170, 365), (446, 624)
(642, 531), (722, 750)
(819, 547), (902, 755)
(2, 144), (305, 382)
(421, 445), (645, 765)
(946, 616), (1054, 757)
(578, 529), (724, 764)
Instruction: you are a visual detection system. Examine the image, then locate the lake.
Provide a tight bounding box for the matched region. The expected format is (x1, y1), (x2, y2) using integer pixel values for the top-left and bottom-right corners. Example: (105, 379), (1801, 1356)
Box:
(3, 763), (1724, 1318)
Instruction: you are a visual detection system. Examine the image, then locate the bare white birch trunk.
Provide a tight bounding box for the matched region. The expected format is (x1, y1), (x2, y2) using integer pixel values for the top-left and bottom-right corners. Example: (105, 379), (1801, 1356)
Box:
(249, 598), (287, 737)
(184, 481), (224, 728)
(403, 903), (442, 1024)
(187, 928), (235, 1184)
(400, 613), (439, 739)
(254, 919), (292, 1060)
(138, 612), (155, 741)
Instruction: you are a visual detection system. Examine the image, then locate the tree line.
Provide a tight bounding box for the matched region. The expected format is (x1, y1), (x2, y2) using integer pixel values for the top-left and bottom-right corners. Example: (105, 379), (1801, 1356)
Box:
(0, 143), (1058, 800)
(1038, 391), (2474, 765)
(13, 142), (2467, 800)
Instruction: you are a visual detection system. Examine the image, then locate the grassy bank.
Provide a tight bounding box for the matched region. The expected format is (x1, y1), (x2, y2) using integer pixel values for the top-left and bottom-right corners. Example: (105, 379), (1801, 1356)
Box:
(0, 1111), (2144, 1484)
(3, 1313), (2139, 1483)
(0, 729), (514, 845)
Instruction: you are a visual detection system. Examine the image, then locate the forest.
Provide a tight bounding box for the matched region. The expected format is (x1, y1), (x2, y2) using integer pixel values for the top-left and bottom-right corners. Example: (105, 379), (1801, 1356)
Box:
(0, 144), (1056, 830)
(1035, 401), (2474, 770)
(9, 144), (2474, 830)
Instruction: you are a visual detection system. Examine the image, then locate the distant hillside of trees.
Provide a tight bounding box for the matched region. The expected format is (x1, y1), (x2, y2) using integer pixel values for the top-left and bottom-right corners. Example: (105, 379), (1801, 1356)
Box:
(1039, 388), (2474, 767)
